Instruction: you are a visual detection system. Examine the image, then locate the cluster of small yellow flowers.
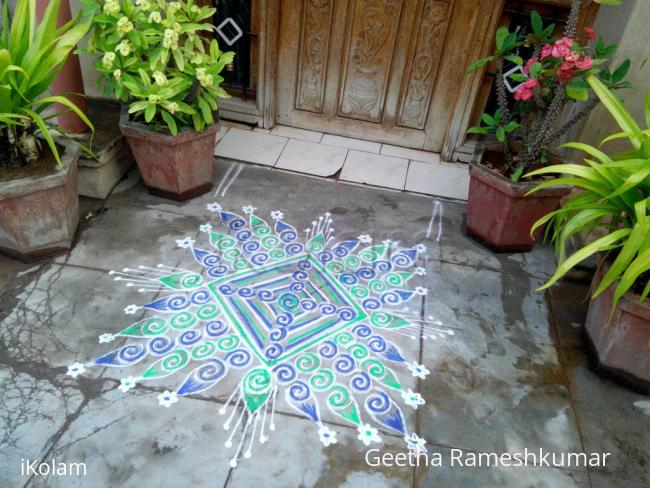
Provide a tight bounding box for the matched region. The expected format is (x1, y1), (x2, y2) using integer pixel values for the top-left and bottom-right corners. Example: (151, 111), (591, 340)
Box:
(103, 0), (120, 14)
(191, 54), (203, 65)
(102, 51), (116, 68)
(116, 40), (131, 56)
(191, 5), (200, 13)
(113, 69), (122, 80)
(152, 71), (168, 86)
(195, 68), (213, 88)
(148, 94), (162, 104)
(168, 2), (181, 13)
(135, 0), (151, 11)
(148, 11), (162, 23)
(163, 101), (179, 114)
(116, 16), (134, 35)
(163, 28), (179, 49)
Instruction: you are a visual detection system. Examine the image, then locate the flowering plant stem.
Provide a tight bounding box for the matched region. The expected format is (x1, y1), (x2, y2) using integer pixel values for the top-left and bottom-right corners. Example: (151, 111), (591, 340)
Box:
(467, 0), (629, 181)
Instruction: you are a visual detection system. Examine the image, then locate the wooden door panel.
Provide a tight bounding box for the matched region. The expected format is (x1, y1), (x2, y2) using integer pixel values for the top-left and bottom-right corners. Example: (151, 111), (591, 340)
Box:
(278, 0), (462, 150)
(337, 0), (403, 122)
(295, 0), (335, 113)
(398, 0), (451, 129)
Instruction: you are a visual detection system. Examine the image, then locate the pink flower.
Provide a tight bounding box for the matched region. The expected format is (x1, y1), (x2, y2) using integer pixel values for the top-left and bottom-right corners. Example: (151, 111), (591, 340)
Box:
(514, 78), (539, 101)
(551, 37), (574, 58)
(575, 56), (593, 71)
(540, 44), (553, 60)
(565, 51), (579, 63)
(556, 62), (576, 83)
(523, 57), (539, 74)
(585, 26), (596, 42)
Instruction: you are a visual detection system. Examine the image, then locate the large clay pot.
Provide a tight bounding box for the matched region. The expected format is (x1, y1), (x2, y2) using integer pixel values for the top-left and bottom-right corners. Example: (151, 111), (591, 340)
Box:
(466, 159), (571, 252)
(119, 107), (217, 201)
(0, 139), (81, 262)
(584, 262), (650, 393)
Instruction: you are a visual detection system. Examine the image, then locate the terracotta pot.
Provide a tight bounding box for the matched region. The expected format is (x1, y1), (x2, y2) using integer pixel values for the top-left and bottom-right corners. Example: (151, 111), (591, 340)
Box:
(584, 262), (650, 393)
(0, 139), (81, 262)
(466, 160), (571, 252)
(119, 107), (217, 201)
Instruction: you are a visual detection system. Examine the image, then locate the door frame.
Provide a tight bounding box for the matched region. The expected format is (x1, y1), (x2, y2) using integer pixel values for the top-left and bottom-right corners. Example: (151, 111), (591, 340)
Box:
(220, 0), (505, 158)
(216, 0), (280, 128)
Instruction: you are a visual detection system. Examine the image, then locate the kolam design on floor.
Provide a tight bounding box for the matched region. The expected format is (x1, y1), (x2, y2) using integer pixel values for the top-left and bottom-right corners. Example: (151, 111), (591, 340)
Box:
(70, 204), (454, 466)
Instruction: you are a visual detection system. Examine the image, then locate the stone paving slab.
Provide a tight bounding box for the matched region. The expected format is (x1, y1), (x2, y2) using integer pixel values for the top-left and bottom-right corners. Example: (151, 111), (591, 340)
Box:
(29, 388), (232, 488)
(0, 160), (648, 488)
(418, 319), (580, 455)
(423, 260), (554, 346)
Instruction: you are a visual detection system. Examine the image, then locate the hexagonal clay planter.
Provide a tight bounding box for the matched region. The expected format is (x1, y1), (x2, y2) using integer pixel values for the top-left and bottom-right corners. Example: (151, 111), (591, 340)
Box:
(0, 139), (81, 262)
(584, 262), (650, 393)
(466, 161), (571, 252)
(119, 107), (217, 202)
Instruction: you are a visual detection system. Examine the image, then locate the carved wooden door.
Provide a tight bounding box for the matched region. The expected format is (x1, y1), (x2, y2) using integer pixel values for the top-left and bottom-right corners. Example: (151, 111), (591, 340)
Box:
(277, 0), (455, 150)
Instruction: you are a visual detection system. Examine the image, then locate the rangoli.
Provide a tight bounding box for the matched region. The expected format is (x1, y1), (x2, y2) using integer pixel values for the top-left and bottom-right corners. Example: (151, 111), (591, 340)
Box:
(68, 204), (452, 466)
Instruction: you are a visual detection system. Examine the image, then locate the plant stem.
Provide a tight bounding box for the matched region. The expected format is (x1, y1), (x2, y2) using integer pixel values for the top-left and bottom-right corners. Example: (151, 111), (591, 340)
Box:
(564, 0), (583, 39)
(544, 97), (599, 146)
(495, 59), (514, 169)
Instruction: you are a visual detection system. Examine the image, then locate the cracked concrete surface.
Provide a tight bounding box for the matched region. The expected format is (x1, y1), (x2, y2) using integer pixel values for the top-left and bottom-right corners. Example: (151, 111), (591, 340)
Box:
(0, 159), (648, 487)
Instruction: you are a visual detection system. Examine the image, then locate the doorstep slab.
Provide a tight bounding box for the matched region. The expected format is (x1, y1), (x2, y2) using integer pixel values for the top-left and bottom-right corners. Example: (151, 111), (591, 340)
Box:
(271, 125), (323, 142)
(321, 134), (381, 153)
(215, 128), (287, 166)
(340, 150), (408, 190)
(275, 139), (347, 176)
(380, 144), (440, 164)
(405, 160), (469, 200)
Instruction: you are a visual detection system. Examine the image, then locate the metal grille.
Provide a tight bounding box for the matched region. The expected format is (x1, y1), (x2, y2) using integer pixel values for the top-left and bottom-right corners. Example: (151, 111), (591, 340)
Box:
(214, 0), (256, 98)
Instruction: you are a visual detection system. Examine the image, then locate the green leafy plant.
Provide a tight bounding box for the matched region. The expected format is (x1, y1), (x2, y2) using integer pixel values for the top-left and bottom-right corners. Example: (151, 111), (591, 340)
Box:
(82, 0), (234, 135)
(0, 0), (93, 168)
(467, 0), (629, 181)
(528, 75), (650, 315)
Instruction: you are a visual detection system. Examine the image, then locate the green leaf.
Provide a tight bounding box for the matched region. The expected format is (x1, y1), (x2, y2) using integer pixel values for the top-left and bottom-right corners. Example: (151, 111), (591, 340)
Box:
(611, 59), (630, 84)
(566, 84), (589, 101)
(144, 102), (156, 123)
(160, 109), (178, 135)
(467, 56), (493, 73)
(481, 113), (496, 126)
(495, 27), (509, 50)
(511, 166), (524, 182)
(496, 126), (506, 142)
(504, 55), (523, 66)
(22, 107), (62, 166)
(504, 121), (520, 132)
(538, 228), (632, 291)
(594, 204), (648, 296)
(531, 11), (543, 36)
(588, 75), (642, 149)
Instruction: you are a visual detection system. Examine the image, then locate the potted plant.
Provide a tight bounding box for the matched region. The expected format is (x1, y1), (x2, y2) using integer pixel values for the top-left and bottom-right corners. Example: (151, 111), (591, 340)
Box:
(530, 76), (650, 391)
(465, 0), (629, 252)
(0, 0), (93, 262)
(83, 0), (234, 201)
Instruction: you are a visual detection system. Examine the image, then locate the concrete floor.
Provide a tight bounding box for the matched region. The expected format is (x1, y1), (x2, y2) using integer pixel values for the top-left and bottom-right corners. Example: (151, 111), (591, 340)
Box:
(0, 159), (648, 488)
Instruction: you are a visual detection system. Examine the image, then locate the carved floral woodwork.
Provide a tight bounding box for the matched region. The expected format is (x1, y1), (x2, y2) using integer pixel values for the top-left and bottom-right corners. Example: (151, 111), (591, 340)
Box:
(296, 0), (335, 113)
(398, 0), (451, 129)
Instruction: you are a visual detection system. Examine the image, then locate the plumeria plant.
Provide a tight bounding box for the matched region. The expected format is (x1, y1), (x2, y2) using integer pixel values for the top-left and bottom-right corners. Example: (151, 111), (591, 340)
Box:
(467, 0), (629, 181)
(81, 0), (234, 135)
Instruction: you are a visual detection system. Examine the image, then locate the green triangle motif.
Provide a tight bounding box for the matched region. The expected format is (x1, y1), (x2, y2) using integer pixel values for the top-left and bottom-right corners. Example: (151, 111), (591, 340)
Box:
(242, 368), (272, 413)
(159, 273), (203, 289)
